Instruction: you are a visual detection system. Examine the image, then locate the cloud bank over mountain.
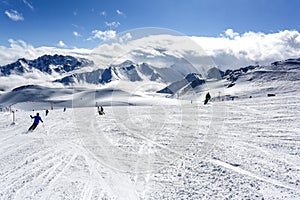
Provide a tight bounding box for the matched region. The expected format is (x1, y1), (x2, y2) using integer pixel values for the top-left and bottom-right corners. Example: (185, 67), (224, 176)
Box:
(1, 29), (300, 70)
(192, 29), (300, 69)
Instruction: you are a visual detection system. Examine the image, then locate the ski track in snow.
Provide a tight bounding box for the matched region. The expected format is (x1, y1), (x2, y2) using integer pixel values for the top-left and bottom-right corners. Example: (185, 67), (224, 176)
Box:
(208, 158), (297, 191)
(0, 94), (300, 199)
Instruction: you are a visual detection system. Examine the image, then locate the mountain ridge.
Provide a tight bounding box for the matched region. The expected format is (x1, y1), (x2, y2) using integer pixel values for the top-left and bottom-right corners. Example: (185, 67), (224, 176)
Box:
(0, 55), (300, 104)
(0, 54), (93, 76)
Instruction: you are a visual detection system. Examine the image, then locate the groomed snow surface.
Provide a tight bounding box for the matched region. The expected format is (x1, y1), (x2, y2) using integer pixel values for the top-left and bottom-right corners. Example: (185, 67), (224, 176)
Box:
(0, 94), (300, 199)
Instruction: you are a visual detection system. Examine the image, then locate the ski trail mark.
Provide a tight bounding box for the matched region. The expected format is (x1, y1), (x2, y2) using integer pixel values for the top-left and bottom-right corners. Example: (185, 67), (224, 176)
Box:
(81, 181), (94, 200)
(49, 153), (77, 184)
(208, 158), (298, 191)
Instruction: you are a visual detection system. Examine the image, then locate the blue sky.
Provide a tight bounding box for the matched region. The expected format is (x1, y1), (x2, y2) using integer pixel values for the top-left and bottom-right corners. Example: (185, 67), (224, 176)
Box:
(1, 0), (300, 49)
(1, 0), (300, 69)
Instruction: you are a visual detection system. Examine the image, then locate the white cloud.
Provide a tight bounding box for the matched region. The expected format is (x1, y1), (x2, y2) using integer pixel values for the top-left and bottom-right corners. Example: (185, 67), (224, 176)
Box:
(5, 10), (24, 21)
(73, 31), (81, 37)
(22, 0), (34, 10)
(192, 29), (300, 69)
(118, 32), (132, 43)
(224, 28), (239, 39)
(88, 30), (116, 41)
(116, 9), (124, 15)
(57, 41), (67, 47)
(116, 9), (122, 15)
(2, 29), (300, 72)
(91, 33), (213, 71)
(0, 71), (63, 91)
(101, 11), (106, 16)
(90, 29), (300, 70)
(105, 21), (120, 28)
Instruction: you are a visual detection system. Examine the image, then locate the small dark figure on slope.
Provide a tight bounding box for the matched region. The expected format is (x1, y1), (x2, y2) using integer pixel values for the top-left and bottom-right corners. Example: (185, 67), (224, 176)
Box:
(204, 92), (211, 105)
(98, 106), (105, 115)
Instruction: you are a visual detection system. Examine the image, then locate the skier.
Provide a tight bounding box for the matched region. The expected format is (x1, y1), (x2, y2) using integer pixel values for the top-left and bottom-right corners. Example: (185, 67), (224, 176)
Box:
(204, 92), (211, 105)
(45, 109), (49, 116)
(28, 113), (43, 131)
(98, 106), (105, 115)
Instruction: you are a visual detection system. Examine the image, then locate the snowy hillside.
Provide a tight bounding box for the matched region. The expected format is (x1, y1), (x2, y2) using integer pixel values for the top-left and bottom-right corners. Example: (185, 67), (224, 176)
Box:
(0, 52), (300, 199)
(222, 58), (300, 98)
(0, 89), (299, 199)
(223, 58), (300, 84)
(1, 56), (300, 110)
(0, 56), (299, 199)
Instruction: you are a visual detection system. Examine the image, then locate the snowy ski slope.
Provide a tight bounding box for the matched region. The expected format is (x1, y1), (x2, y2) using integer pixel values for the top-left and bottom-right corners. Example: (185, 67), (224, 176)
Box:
(0, 91), (299, 199)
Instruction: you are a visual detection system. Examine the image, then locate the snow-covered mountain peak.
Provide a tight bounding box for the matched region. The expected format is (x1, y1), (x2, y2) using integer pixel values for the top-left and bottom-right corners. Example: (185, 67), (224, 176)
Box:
(271, 58), (300, 66)
(185, 73), (202, 82)
(97, 59), (169, 84)
(157, 72), (205, 95)
(112, 60), (136, 68)
(0, 54), (92, 76)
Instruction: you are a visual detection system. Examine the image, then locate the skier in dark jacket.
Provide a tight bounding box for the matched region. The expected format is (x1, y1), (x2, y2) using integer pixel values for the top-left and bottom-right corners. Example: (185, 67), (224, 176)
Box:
(28, 113), (43, 131)
(98, 106), (105, 115)
(204, 92), (211, 105)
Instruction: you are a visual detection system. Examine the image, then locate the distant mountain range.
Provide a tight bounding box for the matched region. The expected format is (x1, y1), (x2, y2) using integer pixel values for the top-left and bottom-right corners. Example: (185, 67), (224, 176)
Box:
(0, 54), (201, 88)
(222, 58), (300, 84)
(0, 54), (299, 107)
(1, 54), (300, 87)
(0, 54), (93, 76)
(55, 59), (203, 86)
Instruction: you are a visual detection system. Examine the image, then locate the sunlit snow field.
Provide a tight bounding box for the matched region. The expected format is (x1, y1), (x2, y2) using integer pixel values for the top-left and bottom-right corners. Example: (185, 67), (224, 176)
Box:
(0, 91), (299, 199)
